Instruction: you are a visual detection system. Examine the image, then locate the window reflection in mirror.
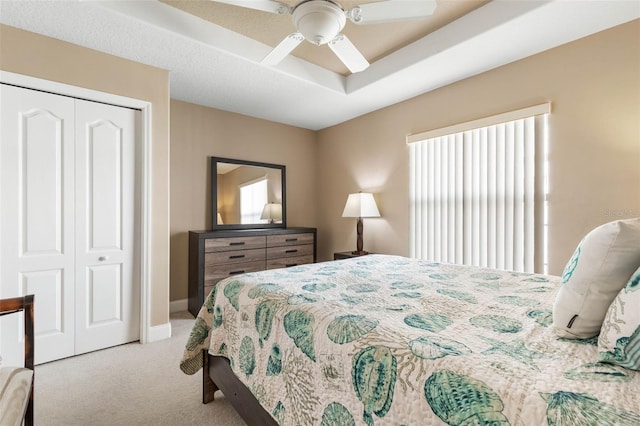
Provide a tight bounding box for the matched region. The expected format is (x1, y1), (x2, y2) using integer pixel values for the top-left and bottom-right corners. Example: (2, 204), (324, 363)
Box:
(239, 178), (268, 224)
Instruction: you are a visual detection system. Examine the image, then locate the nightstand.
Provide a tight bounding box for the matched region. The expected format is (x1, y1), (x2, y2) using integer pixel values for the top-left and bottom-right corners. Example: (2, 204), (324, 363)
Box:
(333, 251), (371, 260)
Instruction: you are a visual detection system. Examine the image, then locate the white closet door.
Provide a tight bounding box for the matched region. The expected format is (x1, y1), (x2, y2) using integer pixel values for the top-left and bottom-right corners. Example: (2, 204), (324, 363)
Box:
(74, 100), (139, 354)
(1, 85), (140, 365)
(0, 84), (76, 365)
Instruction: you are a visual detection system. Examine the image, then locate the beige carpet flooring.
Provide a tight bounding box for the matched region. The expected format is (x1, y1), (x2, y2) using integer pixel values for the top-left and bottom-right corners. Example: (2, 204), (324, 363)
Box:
(35, 311), (247, 425)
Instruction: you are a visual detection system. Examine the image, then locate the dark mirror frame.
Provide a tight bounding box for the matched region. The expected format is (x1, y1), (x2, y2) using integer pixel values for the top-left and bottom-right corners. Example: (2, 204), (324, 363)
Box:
(211, 156), (286, 230)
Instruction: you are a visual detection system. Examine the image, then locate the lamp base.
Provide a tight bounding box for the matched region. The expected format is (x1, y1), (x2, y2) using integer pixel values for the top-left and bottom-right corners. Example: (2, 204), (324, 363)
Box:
(350, 250), (369, 256)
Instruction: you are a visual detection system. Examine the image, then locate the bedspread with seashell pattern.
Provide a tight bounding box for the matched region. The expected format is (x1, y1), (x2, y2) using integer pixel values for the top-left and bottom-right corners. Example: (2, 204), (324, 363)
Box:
(181, 254), (640, 426)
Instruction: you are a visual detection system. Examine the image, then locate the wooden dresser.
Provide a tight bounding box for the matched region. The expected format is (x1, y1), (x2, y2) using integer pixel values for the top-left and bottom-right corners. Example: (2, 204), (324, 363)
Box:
(188, 227), (316, 316)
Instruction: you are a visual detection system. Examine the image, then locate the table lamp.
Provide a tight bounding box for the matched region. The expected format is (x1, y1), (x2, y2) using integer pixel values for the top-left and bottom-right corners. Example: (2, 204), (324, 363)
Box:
(260, 202), (283, 224)
(342, 192), (380, 255)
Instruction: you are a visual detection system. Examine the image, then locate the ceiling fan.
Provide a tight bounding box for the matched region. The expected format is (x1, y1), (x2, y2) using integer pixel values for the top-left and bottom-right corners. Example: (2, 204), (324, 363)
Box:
(211, 0), (437, 73)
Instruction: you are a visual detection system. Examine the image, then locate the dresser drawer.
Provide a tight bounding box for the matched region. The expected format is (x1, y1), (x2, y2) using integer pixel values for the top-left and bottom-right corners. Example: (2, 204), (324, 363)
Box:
(266, 243), (313, 260)
(189, 229), (316, 317)
(266, 254), (314, 270)
(205, 236), (265, 252)
(267, 233), (314, 247)
(204, 260), (265, 286)
(206, 248), (266, 265)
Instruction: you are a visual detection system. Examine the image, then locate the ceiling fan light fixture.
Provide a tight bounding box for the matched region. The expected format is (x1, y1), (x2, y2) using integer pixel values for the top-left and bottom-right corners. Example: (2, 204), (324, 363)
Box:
(214, 0), (438, 72)
(293, 0), (346, 45)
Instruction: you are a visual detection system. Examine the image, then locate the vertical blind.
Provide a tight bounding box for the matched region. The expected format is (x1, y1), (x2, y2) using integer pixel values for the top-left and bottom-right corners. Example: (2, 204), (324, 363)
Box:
(408, 105), (549, 273)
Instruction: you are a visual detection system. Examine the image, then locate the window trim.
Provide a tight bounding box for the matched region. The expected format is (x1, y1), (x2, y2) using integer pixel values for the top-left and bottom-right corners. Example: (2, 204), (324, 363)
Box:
(406, 103), (551, 144)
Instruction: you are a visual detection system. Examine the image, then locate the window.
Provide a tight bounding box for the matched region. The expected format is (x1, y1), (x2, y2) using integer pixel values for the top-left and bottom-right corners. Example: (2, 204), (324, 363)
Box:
(408, 104), (549, 273)
(240, 178), (268, 224)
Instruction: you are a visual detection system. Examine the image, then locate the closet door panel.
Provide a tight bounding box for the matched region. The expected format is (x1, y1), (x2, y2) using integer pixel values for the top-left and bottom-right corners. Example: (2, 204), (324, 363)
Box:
(88, 121), (123, 250)
(87, 264), (122, 325)
(20, 270), (64, 337)
(0, 84), (76, 365)
(74, 99), (139, 354)
(22, 110), (64, 254)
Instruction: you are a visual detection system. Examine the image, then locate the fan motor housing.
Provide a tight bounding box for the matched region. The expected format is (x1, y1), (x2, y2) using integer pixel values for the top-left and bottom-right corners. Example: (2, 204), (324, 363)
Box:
(293, 0), (346, 45)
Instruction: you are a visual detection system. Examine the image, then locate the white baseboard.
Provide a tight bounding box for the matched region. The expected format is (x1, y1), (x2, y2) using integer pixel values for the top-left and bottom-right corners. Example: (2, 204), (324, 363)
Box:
(146, 321), (172, 342)
(142, 298), (188, 343)
(170, 298), (188, 313)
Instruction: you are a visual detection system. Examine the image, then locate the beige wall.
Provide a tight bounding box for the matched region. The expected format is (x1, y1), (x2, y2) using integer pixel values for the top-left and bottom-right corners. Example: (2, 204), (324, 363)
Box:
(317, 20), (640, 275)
(169, 100), (317, 301)
(0, 25), (171, 327)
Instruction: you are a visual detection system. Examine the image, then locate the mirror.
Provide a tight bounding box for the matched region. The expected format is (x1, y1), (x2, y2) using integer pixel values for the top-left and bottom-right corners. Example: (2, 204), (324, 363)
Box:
(211, 157), (286, 230)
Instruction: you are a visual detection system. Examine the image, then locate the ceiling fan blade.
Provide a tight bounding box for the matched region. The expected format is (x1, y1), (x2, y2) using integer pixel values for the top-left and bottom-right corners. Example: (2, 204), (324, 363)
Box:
(209, 0), (290, 15)
(328, 34), (369, 73)
(261, 33), (304, 66)
(347, 0), (437, 24)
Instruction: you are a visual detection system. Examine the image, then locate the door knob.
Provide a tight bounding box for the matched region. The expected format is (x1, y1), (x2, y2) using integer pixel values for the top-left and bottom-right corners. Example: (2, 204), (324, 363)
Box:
(98, 256), (109, 261)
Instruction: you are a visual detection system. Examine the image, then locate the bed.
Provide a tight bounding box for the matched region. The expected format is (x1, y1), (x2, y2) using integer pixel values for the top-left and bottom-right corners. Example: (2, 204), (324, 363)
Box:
(180, 254), (640, 425)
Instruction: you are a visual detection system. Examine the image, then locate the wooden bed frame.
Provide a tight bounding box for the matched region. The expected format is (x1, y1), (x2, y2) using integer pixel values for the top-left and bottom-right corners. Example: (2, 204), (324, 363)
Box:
(202, 350), (278, 425)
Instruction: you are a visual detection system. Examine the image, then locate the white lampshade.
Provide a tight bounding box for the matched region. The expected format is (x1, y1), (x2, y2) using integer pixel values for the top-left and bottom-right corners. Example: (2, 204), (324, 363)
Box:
(342, 193), (380, 218)
(216, 212), (224, 225)
(260, 203), (282, 222)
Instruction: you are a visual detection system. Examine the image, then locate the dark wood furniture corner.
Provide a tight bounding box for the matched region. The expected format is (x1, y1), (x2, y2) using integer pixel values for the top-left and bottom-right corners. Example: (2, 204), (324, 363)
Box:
(203, 352), (278, 425)
(188, 227), (317, 316)
(334, 251), (372, 260)
(0, 294), (35, 426)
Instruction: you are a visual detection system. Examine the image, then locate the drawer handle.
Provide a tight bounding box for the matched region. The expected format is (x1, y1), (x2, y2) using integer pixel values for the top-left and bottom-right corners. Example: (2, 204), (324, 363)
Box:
(229, 255), (245, 259)
(285, 263), (298, 267)
(229, 242), (245, 246)
(229, 270), (245, 275)
(285, 238), (298, 242)
(285, 249), (298, 254)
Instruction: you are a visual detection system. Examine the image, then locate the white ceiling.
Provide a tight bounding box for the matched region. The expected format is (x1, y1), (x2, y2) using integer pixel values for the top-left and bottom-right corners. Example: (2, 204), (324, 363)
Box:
(1, 1), (638, 130)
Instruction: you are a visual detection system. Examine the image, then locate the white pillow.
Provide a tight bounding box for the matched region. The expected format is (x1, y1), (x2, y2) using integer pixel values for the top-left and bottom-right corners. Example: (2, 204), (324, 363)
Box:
(553, 218), (640, 339)
(598, 265), (640, 370)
